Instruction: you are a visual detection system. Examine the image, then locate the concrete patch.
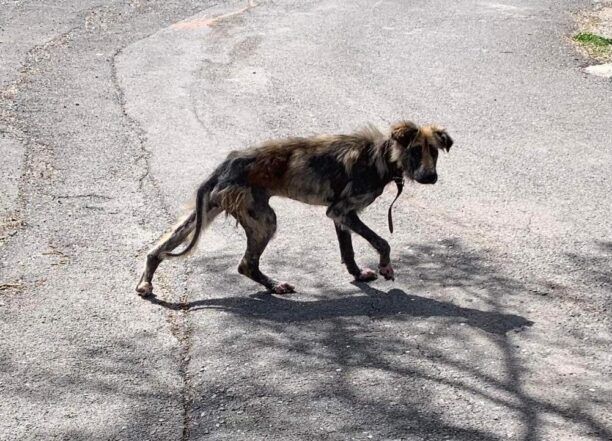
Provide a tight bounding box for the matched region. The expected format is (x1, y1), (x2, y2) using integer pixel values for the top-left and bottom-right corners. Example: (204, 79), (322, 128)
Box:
(584, 62), (612, 77)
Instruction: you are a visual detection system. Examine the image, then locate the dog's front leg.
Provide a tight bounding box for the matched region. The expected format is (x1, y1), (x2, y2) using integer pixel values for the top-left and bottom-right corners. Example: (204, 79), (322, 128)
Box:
(333, 222), (378, 282)
(327, 208), (394, 280)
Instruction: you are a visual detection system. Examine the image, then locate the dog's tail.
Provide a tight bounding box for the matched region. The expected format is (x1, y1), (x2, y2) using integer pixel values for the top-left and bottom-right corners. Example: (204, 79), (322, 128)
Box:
(166, 174), (218, 258)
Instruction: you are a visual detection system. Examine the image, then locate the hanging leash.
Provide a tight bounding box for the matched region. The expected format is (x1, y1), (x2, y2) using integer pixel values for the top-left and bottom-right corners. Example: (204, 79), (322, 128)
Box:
(387, 175), (404, 233)
(386, 132), (418, 233)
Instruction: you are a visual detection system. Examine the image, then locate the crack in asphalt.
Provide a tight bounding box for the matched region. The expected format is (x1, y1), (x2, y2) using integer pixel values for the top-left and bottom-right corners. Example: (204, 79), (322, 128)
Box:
(115, 3), (268, 437)
(0, 4), (106, 242)
(110, 34), (196, 441)
(1, 3), (205, 437)
(166, 297), (195, 441)
(51, 193), (113, 200)
(109, 47), (160, 195)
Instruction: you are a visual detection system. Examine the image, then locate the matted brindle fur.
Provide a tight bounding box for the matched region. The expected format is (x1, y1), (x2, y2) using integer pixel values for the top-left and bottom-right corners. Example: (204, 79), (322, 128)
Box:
(136, 121), (453, 295)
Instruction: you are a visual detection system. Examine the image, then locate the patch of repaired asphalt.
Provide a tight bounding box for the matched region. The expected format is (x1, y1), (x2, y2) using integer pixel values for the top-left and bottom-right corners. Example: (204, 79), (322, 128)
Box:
(119, 0), (611, 439)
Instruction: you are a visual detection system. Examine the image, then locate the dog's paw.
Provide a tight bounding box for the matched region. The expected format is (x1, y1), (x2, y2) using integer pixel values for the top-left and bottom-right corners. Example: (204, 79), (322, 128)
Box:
(272, 282), (295, 294)
(379, 264), (395, 281)
(355, 268), (378, 282)
(136, 281), (154, 296)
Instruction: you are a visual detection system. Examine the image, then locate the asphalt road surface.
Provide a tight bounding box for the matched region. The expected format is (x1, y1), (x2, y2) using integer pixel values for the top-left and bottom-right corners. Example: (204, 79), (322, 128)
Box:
(1, 0), (611, 440)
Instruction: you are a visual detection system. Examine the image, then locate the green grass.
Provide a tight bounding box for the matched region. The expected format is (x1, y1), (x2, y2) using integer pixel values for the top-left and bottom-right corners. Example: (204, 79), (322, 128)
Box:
(574, 32), (612, 47)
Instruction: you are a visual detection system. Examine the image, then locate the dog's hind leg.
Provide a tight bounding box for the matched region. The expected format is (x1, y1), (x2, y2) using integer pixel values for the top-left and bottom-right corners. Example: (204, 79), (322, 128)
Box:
(136, 205), (220, 296)
(236, 191), (294, 294)
(136, 211), (196, 296)
(334, 222), (378, 282)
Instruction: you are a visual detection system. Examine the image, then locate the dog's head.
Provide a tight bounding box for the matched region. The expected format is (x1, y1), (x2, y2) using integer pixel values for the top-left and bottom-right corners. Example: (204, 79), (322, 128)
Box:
(390, 121), (453, 184)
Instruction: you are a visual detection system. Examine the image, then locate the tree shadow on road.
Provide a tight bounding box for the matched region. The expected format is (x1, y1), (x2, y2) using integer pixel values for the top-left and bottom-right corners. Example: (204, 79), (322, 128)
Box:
(564, 240), (611, 294)
(141, 238), (611, 440)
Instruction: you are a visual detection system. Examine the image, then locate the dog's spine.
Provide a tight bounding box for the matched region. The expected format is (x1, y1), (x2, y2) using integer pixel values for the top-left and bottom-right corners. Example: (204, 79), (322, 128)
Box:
(166, 174), (218, 258)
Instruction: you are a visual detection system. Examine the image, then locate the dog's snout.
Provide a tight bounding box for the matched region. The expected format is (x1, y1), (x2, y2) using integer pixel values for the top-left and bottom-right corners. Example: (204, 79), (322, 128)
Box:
(423, 174), (437, 184)
(415, 171), (437, 184)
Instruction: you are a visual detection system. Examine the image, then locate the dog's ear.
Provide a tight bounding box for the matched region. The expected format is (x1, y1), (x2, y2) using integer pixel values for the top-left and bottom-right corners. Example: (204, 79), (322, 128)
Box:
(390, 121), (420, 147)
(436, 130), (453, 152)
(435, 129), (453, 152)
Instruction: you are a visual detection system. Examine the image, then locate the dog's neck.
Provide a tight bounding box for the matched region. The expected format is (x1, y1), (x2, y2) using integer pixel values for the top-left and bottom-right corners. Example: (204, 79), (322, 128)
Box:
(377, 138), (404, 183)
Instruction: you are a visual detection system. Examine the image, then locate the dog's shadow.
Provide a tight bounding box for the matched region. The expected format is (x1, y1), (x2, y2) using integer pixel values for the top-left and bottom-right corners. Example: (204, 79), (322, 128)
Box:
(143, 283), (532, 335)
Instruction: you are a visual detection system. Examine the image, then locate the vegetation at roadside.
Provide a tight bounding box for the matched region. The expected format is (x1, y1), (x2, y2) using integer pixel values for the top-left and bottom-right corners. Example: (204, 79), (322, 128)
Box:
(574, 32), (612, 60)
(574, 32), (612, 46)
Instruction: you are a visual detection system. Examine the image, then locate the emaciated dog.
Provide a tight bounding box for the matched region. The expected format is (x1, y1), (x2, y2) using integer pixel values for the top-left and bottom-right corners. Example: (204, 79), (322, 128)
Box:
(136, 120), (453, 296)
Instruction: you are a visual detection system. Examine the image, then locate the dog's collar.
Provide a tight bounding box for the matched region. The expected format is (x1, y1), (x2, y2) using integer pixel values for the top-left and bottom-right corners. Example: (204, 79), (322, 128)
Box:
(388, 174), (404, 233)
